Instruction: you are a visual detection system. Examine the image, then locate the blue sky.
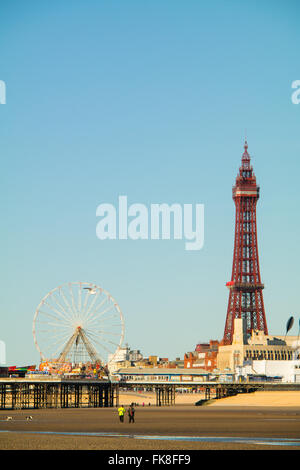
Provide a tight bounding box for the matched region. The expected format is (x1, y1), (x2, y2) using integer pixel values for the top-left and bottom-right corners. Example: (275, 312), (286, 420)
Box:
(0, 0), (300, 366)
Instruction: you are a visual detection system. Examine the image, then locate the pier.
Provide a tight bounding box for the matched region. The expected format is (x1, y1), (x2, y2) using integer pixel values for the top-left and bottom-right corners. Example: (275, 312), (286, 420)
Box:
(1, 377), (299, 410)
(0, 378), (119, 410)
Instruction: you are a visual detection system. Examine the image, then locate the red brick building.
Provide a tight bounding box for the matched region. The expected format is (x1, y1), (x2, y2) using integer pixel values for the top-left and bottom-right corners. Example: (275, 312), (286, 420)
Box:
(184, 340), (219, 372)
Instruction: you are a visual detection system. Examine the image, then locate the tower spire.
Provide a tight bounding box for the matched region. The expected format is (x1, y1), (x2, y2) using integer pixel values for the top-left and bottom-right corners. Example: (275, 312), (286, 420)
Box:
(241, 138), (251, 169)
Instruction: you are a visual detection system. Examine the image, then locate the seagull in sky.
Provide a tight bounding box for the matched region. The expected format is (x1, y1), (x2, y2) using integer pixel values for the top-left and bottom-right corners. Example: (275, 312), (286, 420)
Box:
(83, 287), (97, 294)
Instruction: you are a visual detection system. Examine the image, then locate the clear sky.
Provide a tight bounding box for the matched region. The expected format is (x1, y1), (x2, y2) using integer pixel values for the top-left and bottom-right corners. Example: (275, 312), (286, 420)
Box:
(0, 0), (300, 366)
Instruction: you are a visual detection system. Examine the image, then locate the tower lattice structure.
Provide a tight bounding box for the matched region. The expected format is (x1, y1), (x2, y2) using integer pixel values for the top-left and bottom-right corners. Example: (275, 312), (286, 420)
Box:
(223, 140), (268, 345)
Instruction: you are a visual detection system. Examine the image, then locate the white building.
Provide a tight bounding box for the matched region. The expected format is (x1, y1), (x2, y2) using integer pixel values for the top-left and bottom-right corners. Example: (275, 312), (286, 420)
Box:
(236, 358), (300, 383)
(107, 345), (143, 373)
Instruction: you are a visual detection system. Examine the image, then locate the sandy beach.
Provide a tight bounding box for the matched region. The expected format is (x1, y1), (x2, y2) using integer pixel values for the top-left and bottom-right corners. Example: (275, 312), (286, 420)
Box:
(0, 391), (299, 450)
(118, 390), (300, 407)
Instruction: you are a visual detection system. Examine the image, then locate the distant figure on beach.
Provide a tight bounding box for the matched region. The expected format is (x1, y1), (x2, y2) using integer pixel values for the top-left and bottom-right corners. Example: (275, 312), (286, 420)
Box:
(128, 404), (135, 423)
(118, 405), (126, 423)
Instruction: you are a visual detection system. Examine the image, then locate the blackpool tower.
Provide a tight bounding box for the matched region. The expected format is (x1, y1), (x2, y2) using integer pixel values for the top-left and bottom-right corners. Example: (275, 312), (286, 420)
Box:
(223, 140), (268, 345)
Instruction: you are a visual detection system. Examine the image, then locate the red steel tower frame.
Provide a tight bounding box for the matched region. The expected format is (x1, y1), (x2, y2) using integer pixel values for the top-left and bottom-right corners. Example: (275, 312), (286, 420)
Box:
(223, 141), (268, 344)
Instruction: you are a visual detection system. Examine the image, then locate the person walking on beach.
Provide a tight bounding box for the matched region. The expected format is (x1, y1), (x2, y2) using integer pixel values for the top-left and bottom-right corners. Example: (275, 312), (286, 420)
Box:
(118, 405), (126, 423)
(128, 404), (135, 423)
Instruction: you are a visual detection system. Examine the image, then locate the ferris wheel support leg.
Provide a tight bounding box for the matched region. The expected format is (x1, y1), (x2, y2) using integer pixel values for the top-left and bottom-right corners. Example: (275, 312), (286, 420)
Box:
(58, 330), (78, 363)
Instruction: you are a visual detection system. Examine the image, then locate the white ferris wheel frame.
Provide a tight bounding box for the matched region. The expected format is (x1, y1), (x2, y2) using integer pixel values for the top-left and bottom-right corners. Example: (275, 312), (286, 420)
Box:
(32, 281), (125, 366)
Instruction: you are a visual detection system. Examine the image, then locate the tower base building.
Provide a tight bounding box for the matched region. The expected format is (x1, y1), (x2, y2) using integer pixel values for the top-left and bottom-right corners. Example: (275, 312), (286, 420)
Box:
(217, 318), (299, 377)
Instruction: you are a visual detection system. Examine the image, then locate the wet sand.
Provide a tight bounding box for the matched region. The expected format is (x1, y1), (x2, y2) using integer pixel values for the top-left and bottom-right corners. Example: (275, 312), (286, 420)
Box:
(1, 398), (300, 450)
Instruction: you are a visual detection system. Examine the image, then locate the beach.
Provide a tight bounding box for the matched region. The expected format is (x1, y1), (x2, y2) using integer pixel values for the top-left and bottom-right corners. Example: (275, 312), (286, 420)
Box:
(119, 389), (300, 407)
(0, 391), (299, 450)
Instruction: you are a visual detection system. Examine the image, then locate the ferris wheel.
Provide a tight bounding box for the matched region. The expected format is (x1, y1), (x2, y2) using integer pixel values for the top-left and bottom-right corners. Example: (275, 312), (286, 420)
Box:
(33, 282), (125, 366)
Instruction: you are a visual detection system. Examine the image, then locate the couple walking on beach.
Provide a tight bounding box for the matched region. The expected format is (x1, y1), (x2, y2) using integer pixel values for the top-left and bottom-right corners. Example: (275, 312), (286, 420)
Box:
(118, 404), (135, 423)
